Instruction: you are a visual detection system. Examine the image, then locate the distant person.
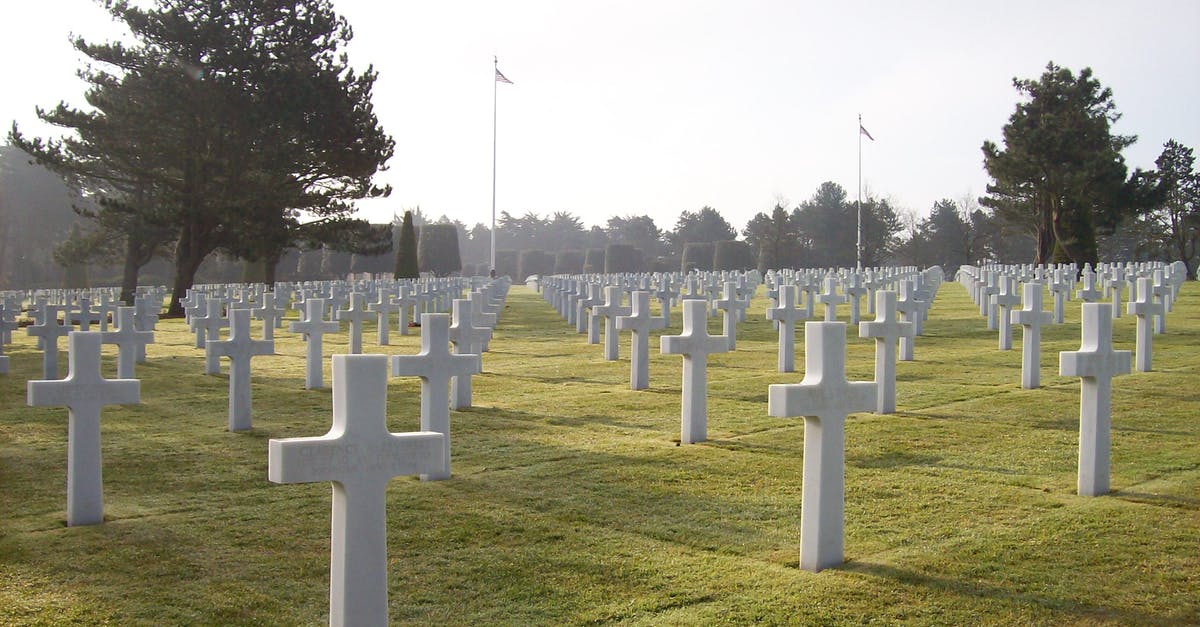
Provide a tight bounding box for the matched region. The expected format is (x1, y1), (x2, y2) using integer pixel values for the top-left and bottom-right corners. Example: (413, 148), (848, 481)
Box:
(489, 269), (496, 279)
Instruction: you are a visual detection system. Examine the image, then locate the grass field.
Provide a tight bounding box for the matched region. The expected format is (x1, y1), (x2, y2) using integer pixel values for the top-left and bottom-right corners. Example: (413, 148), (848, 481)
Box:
(1, 280), (1198, 625)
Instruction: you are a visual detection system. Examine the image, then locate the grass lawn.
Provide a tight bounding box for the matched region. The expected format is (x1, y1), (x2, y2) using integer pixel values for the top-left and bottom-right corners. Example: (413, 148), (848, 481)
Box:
(1, 279), (1197, 625)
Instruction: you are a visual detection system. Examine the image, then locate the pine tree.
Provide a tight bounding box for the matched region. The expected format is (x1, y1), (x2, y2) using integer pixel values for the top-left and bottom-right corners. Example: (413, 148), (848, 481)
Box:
(394, 211), (419, 279)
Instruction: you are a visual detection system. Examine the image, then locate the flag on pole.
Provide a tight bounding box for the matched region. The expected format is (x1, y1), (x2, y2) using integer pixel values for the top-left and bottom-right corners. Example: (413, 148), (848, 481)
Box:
(495, 68), (513, 84)
(859, 123), (874, 141)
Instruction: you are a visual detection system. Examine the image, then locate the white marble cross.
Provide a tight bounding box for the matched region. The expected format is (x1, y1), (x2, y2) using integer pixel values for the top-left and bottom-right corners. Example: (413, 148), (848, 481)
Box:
(448, 299), (491, 409)
(980, 272), (999, 328)
(661, 299), (731, 444)
(253, 291), (286, 340)
(993, 276), (1021, 351)
(590, 286), (630, 361)
(391, 313), (480, 481)
(468, 291), (498, 350)
(1108, 266), (1124, 319)
(27, 305), (72, 379)
(1076, 269), (1102, 302)
(335, 292), (372, 355)
(95, 293), (115, 332)
(268, 354), (445, 627)
(816, 276), (846, 322)
(858, 290), (913, 414)
(367, 288), (399, 346)
(894, 281), (919, 361)
(1049, 270), (1070, 324)
(576, 283), (602, 335)
(101, 306), (155, 379)
(191, 297), (228, 351)
(69, 297), (103, 331)
(289, 298), (340, 389)
(1126, 277), (1161, 372)
(0, 305), (18, 374)
(191, 298), (229, 374)
(27, 332), (140, 526)
(714, 281), (748, 350)
(766, 284), (807, 373)
(1059, 303), (1131, 497)
(1151, 270), (1169, 334)
(844, 274), (867, 324)
(393, 285), (419, 335)
(768, 322), (876, 572)
(208, 309), (275, 431)
(1011, 282), (1053, 389)
(615, 291), (668, 390)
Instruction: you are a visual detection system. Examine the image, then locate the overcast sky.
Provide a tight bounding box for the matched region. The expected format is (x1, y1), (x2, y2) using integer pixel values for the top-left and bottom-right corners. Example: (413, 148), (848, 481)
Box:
(3, 0), (1198, 233)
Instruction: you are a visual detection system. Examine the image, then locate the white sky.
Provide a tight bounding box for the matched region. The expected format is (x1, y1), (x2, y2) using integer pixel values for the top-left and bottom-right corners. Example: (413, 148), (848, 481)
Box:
(3, 0), (1198, 233)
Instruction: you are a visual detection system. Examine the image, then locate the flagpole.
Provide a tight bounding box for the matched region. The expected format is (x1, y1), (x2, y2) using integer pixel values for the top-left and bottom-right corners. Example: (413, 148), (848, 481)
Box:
(857, 113), (863, 271)
(490, 56), (499, 274)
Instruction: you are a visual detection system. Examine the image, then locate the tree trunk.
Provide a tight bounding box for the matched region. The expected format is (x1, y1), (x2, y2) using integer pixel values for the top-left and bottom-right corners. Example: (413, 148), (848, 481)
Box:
(168, 225), (211, 317)
(1051, 202), (1098, 269)
(120, 237), (141, 304)
(264, 250), (281, 286)
(1035, 197), (1055, 265)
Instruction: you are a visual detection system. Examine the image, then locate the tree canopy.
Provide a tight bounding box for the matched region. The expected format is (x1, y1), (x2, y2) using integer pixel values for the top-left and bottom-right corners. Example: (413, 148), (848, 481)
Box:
(980, 62), (1151, 266)
(10, 0), (393, 312)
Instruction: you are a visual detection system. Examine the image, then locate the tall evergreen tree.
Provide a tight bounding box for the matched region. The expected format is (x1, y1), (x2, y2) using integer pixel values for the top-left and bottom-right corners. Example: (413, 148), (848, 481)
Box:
(394, 210), (419, 279)
(10, 0), (393, 314)
(743, 203), (799, 272)
(668, 206), (736, 256)
(1146, 140), (1199, 278)
(980, 62), (1150, 266)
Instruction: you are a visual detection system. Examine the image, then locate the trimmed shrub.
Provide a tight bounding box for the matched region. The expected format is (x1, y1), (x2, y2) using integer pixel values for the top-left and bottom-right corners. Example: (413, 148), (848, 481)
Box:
(394, 211), (419, 279)
(583, 248), (606, 274)
(554, 250), (584, 275)
(417, 223), (462, 277)
(713, 240), (754, 271)
(495, 250), (519, 278)
(604, 244), (642, 274)
(519, 249), (553, 279)
(681, 242), (715, 272)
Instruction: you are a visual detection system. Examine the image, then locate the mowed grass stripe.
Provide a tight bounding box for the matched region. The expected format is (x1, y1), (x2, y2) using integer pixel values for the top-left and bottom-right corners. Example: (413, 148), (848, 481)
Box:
(0, 279), (1197, 624)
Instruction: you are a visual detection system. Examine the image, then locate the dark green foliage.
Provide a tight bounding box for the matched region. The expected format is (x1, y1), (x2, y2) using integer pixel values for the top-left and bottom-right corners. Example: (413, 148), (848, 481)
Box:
(394, 211), (419, 279)
(417, 223), (462, 277)
(240, 259), (267, 284)
(51, 223), (106, 286)
(319, 247), (352, 280)
(605, 215), (662, 259)
(495, 250), (519, 278)
(10, 0), (395, 313)
(553, 250), (584, 275)
(1145, 140), (1200, 278)
(583, 248), (606, 274)
(681, 242), (715, 272)
(788, 183), (901, 268)
(518, 250), (553, 279)
(669, 206), (736, 256)
(295, 248), (323, 280)
(743, 204), (799, 273)
(981, 62), (1151, 266)
(713, 240), (754, 271)
(604, 244), (642, 274)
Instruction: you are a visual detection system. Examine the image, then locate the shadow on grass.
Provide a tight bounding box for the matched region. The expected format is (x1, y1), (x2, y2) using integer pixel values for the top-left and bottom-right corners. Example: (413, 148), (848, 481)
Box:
(848, 450), (942, 469)
(841, 560), (1157, 624)
(1110, 490), (1200, 511)
(468, 405), (667, 433)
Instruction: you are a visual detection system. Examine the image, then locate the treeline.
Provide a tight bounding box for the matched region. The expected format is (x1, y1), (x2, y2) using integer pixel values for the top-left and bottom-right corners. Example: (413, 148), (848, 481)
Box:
(7, 1), (1196, 303)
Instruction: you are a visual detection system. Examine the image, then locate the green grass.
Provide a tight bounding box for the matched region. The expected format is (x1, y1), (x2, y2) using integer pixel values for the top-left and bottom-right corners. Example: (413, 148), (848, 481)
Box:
(2, 281), (1198, 625)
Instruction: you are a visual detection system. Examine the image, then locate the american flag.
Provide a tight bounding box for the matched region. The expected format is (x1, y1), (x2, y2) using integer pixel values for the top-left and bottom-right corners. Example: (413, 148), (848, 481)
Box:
(859, 124), (874, 141)
(495, 68), (513, 84)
